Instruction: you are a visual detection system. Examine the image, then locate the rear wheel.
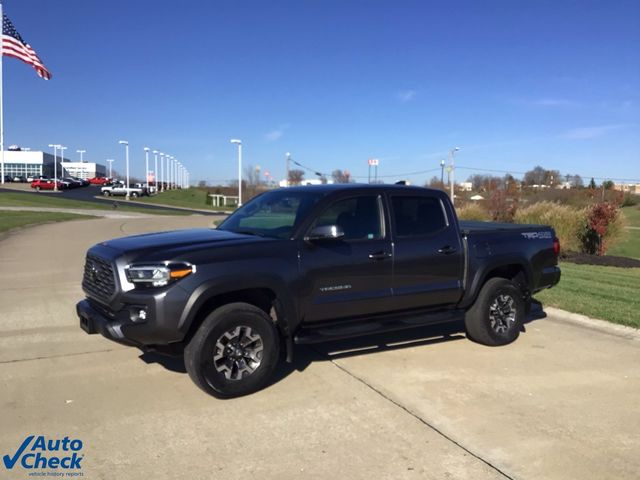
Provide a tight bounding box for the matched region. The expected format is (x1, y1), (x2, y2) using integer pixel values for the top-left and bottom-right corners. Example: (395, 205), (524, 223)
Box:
(103, 190), (111, 196)
(465, 278), (525, 346)
(35, 186), (40, 191)
(131, 192), (138, 198)
(184, 302), (280, 398)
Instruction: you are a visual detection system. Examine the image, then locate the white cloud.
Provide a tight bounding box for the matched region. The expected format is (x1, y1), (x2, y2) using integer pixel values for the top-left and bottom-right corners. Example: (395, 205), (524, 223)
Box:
(264, 124), (290, 142)
(561, 124), (631, 140)
(396, 90), (417, 103)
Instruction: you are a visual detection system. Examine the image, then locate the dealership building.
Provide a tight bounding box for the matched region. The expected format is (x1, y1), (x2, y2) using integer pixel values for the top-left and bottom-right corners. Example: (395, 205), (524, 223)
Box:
(1, 150), (106, 179)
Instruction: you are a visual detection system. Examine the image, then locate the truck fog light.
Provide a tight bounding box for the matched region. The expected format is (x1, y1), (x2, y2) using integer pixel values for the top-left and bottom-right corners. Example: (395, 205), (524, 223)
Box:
(129, 307), (148, 323)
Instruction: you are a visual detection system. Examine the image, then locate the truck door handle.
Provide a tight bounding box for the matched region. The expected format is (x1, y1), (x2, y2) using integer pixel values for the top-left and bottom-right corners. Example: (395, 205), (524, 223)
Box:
(369, 251), (392, 260)
(438, 245), (457, 255)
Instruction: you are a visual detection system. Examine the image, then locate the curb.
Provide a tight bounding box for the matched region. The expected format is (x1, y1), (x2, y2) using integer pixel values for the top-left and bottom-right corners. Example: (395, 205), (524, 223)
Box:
(92, 196), (230, 215)
(544, 306), (640, 341)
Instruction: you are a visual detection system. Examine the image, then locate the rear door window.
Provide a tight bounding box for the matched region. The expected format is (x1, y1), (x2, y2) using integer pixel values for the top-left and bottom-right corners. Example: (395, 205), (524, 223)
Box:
(391, 196), (448, 237)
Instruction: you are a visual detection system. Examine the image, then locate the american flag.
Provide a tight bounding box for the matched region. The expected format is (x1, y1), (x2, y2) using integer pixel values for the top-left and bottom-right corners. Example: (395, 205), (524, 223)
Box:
(2, 13), (52, 80)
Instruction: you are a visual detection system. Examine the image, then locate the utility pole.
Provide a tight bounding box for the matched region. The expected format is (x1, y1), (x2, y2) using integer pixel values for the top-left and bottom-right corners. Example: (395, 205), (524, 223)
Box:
(106, 159), (114, 178)
(285, 152), (291, 187)
(449, 147), (459, 205)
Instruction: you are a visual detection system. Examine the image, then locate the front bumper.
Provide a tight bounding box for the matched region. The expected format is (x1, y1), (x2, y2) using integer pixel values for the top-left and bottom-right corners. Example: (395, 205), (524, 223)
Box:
(77, 299), (142, 347)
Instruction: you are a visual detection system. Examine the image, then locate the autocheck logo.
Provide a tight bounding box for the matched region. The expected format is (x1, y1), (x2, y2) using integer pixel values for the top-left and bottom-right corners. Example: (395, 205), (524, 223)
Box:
(3, 435), (84, 473)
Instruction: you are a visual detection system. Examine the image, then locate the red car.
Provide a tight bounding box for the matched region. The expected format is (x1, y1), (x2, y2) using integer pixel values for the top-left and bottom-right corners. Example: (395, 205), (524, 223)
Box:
(89, 177), (111, 185)
(31, 179), (63, 191)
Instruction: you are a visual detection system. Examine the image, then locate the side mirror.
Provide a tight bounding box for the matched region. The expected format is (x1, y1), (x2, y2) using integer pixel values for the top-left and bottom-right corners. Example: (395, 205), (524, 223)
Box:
(305, 225), (345, 241)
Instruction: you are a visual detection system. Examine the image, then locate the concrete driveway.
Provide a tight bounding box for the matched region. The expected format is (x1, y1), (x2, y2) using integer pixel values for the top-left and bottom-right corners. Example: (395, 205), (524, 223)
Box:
(1, 216), (638, 479)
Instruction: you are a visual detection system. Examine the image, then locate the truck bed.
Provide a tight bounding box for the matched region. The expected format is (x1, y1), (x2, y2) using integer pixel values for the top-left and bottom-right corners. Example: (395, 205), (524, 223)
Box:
(458, 220), (548, 235)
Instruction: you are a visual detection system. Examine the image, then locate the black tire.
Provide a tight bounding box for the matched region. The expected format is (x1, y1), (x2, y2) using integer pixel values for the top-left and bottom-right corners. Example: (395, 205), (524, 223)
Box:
(103, 190), (111, 197)
(184, 302), (280, 398)
(35, 186), (40, 191)
(464, 278), (525, 346)
(131, 192), (138, 198)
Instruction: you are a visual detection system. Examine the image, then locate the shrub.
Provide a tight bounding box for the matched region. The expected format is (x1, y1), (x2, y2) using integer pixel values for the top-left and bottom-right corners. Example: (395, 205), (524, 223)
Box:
(579, 202), (625, 255)
(514, 202), (585, 252)
(456, 203), (490, 221)
(488, 190), (518, 222)
(622, 193), (638, 207)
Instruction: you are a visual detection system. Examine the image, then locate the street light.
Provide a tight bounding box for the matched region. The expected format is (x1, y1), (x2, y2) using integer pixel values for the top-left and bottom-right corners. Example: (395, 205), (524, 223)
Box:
(76, 149), (86, 162)
(48, 144), (60, 191)
(118, 140), (129, 199)
(440, 159), (445, 184)
(449, 147), (460, 205)
(159, 153), (165, 192)
(106, 159), (114, 179)
(59, 146), (67, 181)
(144, 147), (150, 191)
(152, 150), (158, 193)
(230, 139), (242, 206)
(167, 155), (173, 190)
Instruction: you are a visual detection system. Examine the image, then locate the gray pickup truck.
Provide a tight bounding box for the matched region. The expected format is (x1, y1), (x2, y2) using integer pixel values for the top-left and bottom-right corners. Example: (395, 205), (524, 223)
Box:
(77, 184), (560, 398)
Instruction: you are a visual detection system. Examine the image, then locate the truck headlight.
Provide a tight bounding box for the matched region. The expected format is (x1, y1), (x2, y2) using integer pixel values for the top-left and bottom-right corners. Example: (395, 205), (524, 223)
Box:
(126, 263), (195, 288)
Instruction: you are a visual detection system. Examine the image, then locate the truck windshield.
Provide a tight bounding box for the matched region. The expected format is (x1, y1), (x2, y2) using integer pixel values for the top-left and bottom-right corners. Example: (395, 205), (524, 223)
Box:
(218, 190), (325, 239)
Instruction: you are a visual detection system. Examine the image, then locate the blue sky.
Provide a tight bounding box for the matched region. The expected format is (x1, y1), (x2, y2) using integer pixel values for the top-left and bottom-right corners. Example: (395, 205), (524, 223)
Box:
(3, 0), (639, 184)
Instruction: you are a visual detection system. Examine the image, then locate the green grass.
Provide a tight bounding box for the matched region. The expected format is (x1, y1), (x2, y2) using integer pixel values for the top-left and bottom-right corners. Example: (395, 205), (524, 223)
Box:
(137, 189), (234, 211)
(608, 206), (640, 259)
(535, 262), (640, 328)
(0, 211), (96, 233)
(621, 205), (640, 227)
(0, 192), (188, 216)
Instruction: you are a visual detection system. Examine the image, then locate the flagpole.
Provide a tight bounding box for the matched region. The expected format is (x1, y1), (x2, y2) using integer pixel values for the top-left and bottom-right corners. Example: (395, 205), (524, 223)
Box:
(0, 0), (5, 185)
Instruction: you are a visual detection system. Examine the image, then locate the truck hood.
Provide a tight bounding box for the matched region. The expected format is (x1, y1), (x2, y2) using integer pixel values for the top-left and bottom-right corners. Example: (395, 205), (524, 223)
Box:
(99, 228), (263, 254)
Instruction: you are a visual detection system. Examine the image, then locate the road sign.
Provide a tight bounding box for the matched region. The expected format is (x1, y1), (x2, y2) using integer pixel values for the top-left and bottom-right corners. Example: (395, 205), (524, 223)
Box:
(368, 158), (379, 166)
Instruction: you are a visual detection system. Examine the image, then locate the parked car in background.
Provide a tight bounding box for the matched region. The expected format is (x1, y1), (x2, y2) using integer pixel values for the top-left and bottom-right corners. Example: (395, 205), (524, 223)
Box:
(101, 181), (148, 198)
(26, 174), (39, 182)
(12, 175), (27, 183)
(3, 175), (12, 183)
(89, 177), (111, 185)
(31, 178), (63, 191)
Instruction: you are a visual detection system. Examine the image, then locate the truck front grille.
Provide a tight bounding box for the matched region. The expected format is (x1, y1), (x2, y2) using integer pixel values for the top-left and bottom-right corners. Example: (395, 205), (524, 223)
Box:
(82, 254), (116, 302)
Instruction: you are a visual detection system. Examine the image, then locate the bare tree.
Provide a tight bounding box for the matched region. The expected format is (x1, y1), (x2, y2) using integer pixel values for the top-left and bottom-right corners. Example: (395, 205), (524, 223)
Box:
(288, 169), (305, 186)
(244, 164), (261, 187)
(331, 169), (350, 183)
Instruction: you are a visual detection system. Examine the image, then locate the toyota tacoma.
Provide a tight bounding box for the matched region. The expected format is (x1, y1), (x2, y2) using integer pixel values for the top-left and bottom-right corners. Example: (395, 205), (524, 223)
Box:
(77, 184), (560, 398)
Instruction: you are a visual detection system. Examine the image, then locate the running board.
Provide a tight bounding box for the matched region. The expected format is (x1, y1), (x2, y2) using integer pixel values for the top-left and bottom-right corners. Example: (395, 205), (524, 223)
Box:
(294, 309), (465, 344)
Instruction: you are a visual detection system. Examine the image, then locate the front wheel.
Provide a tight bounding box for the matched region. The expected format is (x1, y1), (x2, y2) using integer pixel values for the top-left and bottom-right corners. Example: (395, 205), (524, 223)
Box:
(184, 302), (280, 398)
(102, 190), (111, 197)
(464, 278), (525, 346)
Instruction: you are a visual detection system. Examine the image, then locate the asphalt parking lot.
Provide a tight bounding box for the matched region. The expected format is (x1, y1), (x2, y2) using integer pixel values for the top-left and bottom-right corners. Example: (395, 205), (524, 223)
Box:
(1, 215), (639, 479)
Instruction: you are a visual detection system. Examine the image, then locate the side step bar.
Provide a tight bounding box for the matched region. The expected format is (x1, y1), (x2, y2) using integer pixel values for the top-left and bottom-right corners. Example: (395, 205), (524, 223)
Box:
(294, 309), (465, 344)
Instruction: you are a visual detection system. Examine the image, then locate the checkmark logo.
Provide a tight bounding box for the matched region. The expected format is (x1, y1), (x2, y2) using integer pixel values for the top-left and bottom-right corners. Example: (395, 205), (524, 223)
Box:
(3, 435), (34, 469)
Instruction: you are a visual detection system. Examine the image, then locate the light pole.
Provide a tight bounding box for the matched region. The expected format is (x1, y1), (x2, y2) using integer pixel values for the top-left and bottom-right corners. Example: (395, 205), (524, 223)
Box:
(118, 140), (129, 199)
(153, 150), (158, 193)
(76, 149), (86, 162)
(159, 153), (164, 191)
(231, 139), (242, 206)
(449, 147), (460, 205)
(59, 146), (67, 180)
(106, 159), (114, 178)
(48, 144), (60, 191)
(144, 147), (150, 191)
(440, 159), (445, 185)
(167, 155), (173, 190)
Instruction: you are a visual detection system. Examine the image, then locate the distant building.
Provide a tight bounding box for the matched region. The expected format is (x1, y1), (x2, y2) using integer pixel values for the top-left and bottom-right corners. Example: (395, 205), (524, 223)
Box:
(59, 161), (106, 180)
(0, 151), (105, 179)
(614, 183), (640, 194)
(460, 182), (473, 192)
